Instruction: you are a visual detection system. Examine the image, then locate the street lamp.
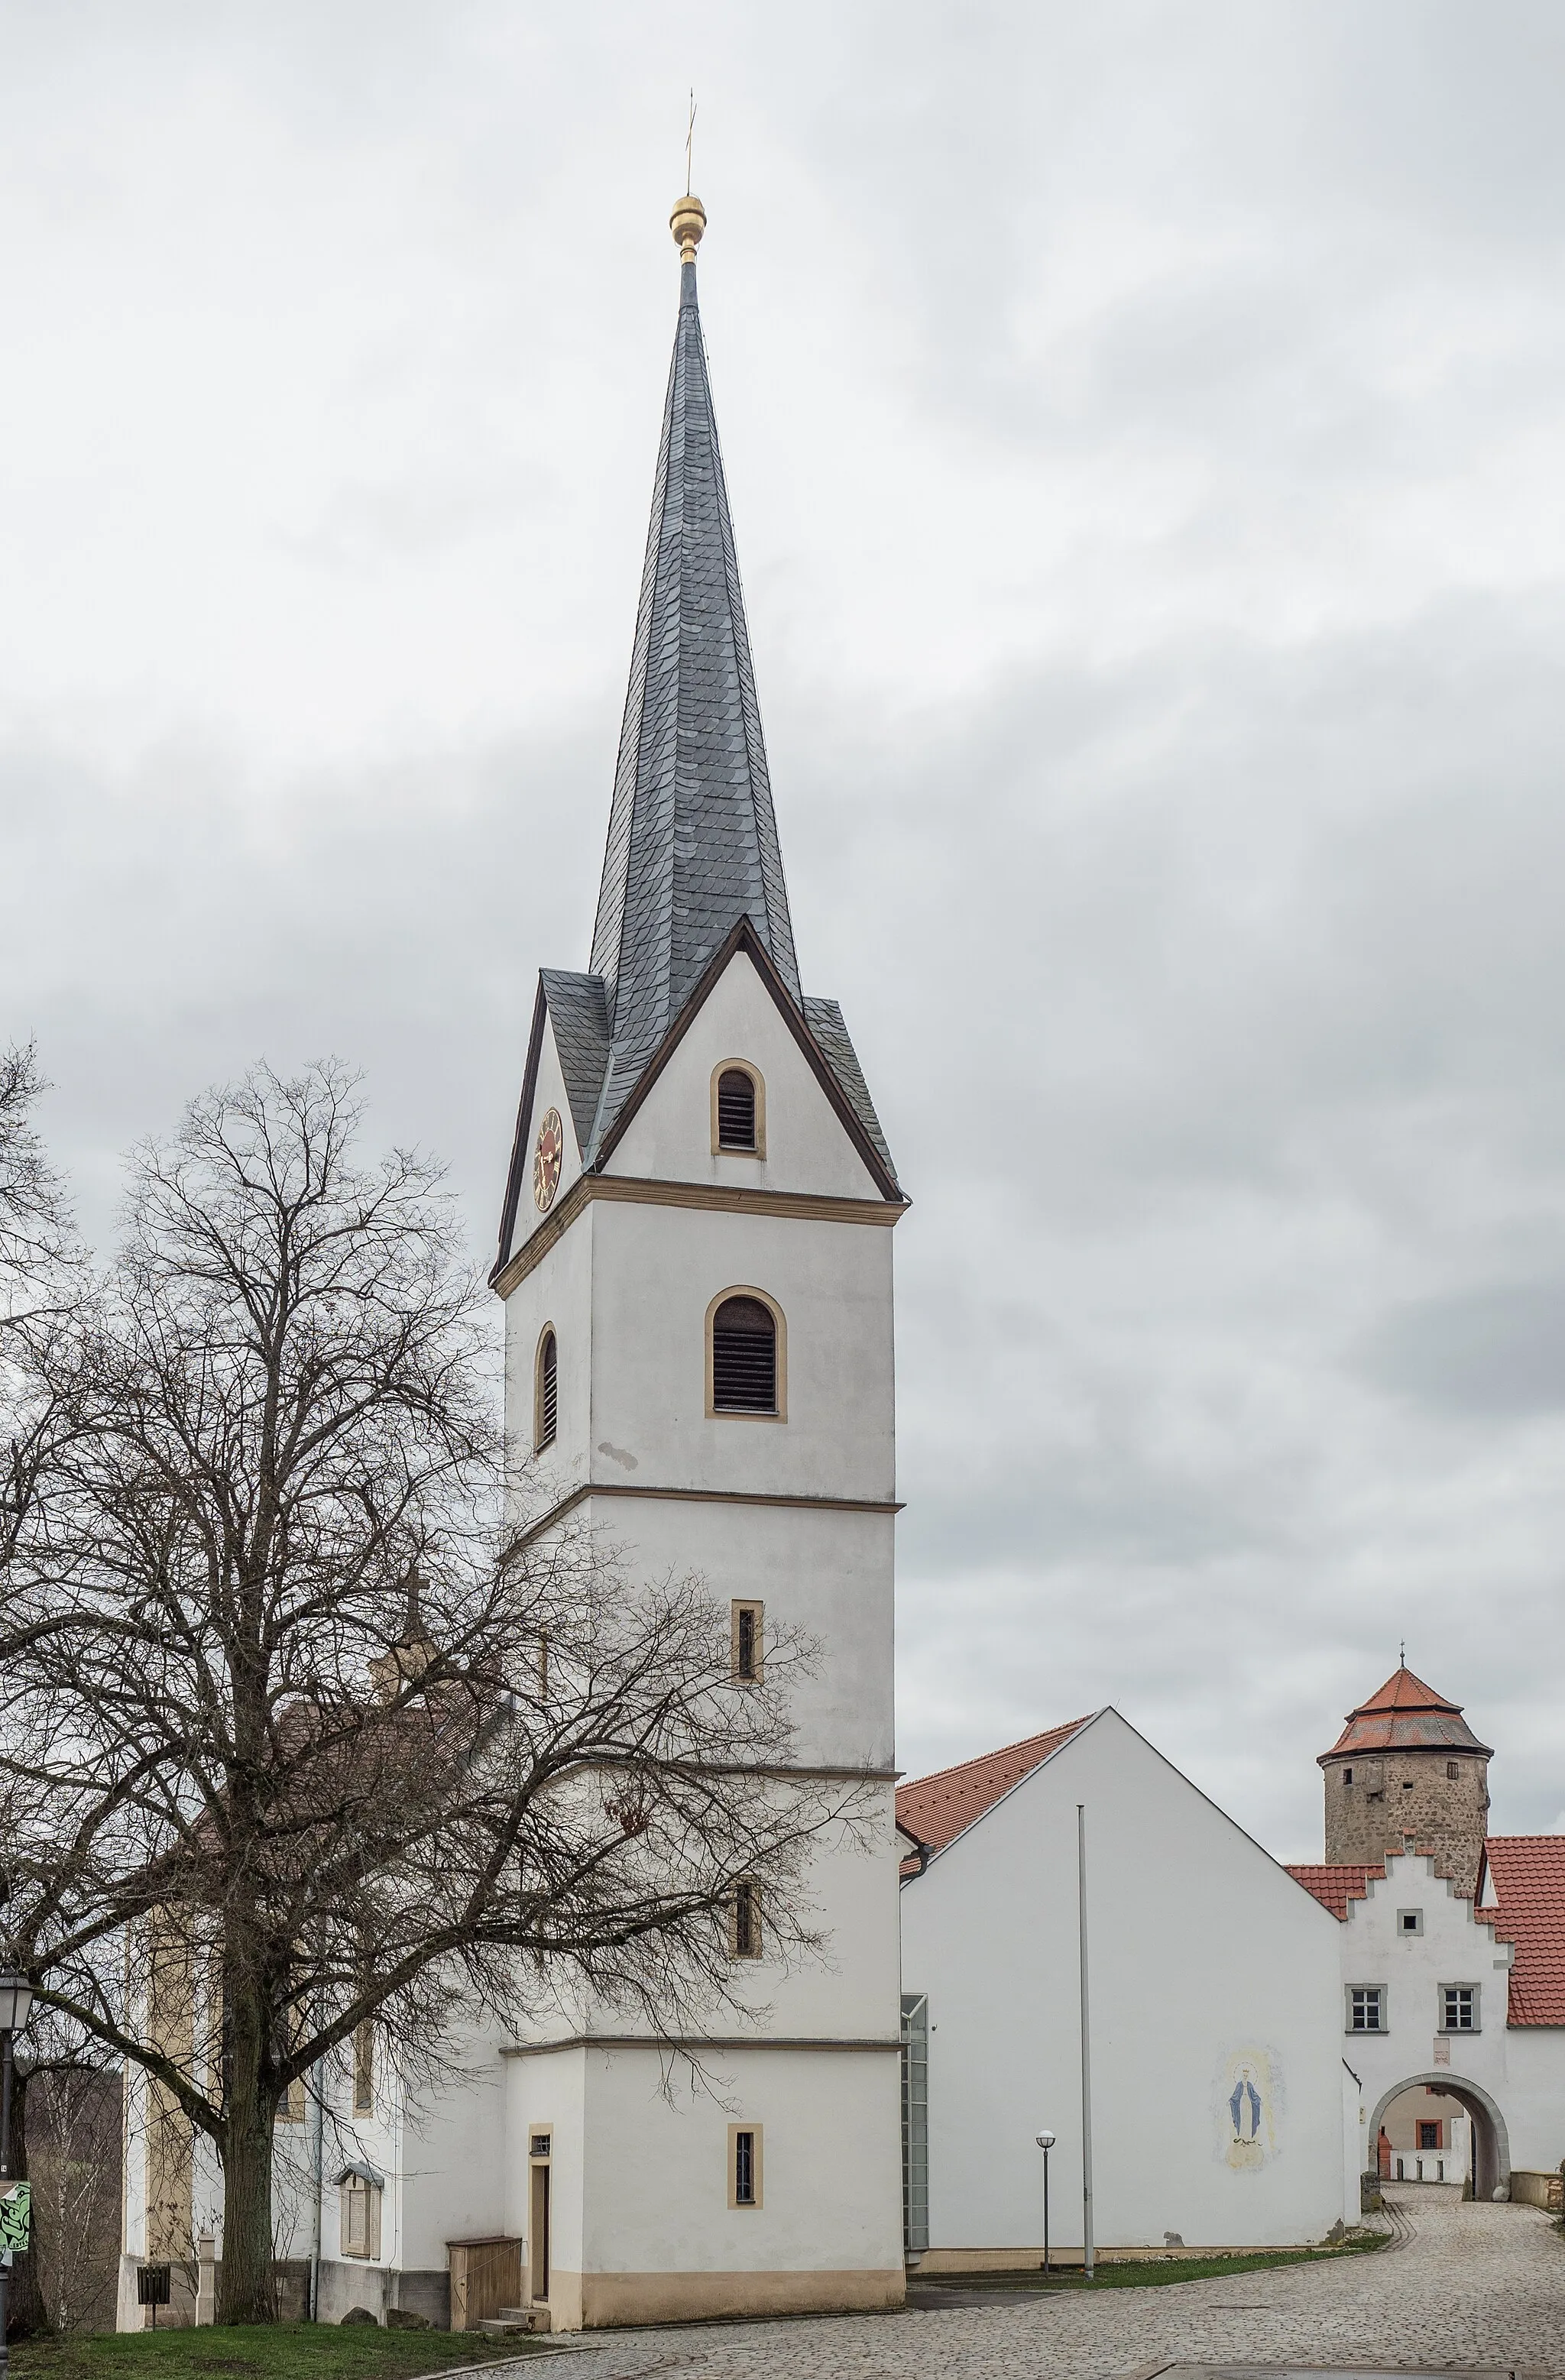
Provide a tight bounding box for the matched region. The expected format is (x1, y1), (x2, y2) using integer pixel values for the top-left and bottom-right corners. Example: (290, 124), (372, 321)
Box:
(1035, 2129), (1056, 2275)
(0, 1972), (34, 2380)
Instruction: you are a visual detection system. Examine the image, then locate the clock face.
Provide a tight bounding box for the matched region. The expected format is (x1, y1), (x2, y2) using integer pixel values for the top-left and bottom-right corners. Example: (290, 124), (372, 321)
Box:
(533, 1108), (564, 1214)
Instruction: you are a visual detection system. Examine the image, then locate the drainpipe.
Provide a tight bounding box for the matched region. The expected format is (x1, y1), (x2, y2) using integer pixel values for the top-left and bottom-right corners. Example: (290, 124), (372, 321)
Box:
(1077, 1803), (1095, 2278)
(308, 2062), (324, 2321)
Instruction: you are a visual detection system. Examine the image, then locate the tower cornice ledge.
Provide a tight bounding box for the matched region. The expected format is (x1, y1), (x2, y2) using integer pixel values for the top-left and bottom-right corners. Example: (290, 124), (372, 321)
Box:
(513, 1478), (904, 1548)
(492, 1170), (908, 1297)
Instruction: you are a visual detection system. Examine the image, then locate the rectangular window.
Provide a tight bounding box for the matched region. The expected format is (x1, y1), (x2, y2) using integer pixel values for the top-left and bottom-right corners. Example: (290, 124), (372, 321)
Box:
(1440, 1985), (1478, 2032)
(1398, 1909), (1424, 1936)
(353, 2019), (374, 2116)
(728, 2123), (763, 2208)
(339, 2176), (382, 2260)
(1418, 2120), (1442, 2151)
(731, 1878), (762, 1960)
(1348, 1985), (1385, 2033)
(731, 1600), (763, 1682)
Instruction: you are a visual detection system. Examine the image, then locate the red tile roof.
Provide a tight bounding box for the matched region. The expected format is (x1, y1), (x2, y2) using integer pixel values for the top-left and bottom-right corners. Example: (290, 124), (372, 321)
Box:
(897, 1717), (1093, 1871)
(1320, 1665), (1492, 1760)
(1482, 1836), (1565, 2026)
(1285, 1862), (1385, 1919)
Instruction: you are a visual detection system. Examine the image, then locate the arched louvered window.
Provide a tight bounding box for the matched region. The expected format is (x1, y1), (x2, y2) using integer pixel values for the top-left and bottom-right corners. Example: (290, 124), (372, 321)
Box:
(716, 1067), (757, 1151)
(710, 1294), (779, 1416)
(535, 1327), (558, 1450)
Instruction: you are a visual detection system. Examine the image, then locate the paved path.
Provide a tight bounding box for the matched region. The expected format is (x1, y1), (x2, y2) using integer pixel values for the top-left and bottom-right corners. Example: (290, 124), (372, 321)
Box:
(495, 2186), (1565, 2379)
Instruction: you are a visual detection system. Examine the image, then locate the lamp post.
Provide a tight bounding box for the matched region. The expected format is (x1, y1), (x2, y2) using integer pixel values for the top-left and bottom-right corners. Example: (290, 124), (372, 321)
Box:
(1035, 2130), (1056, 2274)
(0, 1971), (34, 2380)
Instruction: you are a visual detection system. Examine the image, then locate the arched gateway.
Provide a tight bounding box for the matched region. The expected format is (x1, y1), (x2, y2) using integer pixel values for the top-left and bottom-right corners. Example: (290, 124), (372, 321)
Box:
(1367, 2072), (1511, 2200)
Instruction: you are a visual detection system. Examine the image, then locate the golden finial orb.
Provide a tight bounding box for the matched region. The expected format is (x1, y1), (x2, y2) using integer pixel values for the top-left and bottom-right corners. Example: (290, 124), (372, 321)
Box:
(670, 193), (706, 264)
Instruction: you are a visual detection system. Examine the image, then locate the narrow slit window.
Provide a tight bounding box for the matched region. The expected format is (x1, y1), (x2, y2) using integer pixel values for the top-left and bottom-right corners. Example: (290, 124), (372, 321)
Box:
(733, 2128), (757, 2205)
(536, 1328), (558, 1449)
(353, 2019), (374, 2116)
(732, 1601), (763, 1682)
(731, 1877), (762, 1960)
(717, 1068), (758, 1151)
(712, 1297), (776, 1413)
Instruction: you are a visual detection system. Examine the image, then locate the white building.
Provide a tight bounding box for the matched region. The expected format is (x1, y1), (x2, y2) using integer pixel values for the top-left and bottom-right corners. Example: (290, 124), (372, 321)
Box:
(896, 1708), (1356, 2265)
(1288, 1665), (1565, 2206)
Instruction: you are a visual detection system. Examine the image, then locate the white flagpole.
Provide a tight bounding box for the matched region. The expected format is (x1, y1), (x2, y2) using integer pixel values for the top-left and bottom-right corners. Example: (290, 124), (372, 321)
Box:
(1077, 1802), (1095, 2277)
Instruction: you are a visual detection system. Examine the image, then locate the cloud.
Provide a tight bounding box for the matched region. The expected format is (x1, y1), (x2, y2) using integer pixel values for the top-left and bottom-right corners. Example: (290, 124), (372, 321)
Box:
(4, 2), (1565, 1867)
(1363, 1282), (1565, 1419)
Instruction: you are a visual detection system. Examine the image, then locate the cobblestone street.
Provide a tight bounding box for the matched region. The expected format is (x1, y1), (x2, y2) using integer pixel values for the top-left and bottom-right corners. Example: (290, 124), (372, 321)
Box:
(502, 2187), (1565, 2380)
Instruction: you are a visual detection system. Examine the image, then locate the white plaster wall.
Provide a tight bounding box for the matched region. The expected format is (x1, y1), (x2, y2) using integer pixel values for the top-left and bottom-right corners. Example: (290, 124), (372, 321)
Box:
(575, 2044), (902, 2275)
(507, 1786), (901, 2050)
(399, 2029), (509, 2270)
(587, 1200), (895, 1504)
(578, 1494), (893, 1770)
(504, 2046), (587, 2274)
(900, 1709), (1349, 2252)
(608, 952), (883, 1201)
(502, 1201), (596, 1514)
(1499, 2027), (1565, 2171)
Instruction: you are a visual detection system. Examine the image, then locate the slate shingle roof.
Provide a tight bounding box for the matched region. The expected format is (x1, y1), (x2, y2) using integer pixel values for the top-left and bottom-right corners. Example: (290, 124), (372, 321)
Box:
(1320, 1666), (1493, 1760)
(588, 254), (800, 1148)
(1482, 1836), (1565, 2026)
(896, 1718), (1094, 1873)
(802, 998), (896, 1181)
(537, 970), (610, 1154)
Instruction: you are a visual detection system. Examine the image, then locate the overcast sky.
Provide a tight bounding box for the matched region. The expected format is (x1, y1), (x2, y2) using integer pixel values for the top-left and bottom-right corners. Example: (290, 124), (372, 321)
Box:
(5, 2), (1565, 1857)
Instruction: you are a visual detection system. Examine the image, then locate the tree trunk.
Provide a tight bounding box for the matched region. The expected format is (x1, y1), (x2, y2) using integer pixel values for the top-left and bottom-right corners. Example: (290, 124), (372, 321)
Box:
(216, 1978), (277, 2326)
(5, 2068), (47, 2339)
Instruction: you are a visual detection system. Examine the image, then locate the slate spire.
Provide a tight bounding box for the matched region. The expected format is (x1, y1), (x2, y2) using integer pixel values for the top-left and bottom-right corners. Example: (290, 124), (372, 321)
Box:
(588, 196), (800, 1123)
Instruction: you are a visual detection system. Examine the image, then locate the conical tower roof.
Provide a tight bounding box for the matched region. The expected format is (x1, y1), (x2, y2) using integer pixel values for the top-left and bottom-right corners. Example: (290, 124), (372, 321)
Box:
(1318, 1666), (1492, 1763)
(587, 202), (799, 1145)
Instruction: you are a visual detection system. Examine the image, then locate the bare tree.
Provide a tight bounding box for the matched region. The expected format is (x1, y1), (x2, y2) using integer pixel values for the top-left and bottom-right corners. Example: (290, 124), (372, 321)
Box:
(0, 1063), (864, 2325)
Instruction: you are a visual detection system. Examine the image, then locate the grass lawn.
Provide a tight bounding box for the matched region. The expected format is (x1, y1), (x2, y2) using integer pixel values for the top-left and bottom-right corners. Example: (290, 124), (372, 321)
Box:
(11, 2327), (547, 2380)
(912, 2233), (1389, 2294)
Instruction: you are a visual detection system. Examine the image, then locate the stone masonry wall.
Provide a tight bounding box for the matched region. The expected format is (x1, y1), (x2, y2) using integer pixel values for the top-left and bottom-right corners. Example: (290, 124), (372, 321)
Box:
(1322, 1750), (1489, 1898)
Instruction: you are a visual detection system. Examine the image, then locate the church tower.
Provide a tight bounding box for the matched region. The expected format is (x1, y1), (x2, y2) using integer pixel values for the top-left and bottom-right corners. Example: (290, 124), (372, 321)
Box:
(488, 196), (907, 2329)
(1319, 1666), (1492, 1899)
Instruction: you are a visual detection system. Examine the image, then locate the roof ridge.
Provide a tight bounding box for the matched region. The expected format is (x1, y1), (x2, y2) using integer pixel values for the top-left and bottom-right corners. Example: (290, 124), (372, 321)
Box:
(899, 1715), (1094, 1796)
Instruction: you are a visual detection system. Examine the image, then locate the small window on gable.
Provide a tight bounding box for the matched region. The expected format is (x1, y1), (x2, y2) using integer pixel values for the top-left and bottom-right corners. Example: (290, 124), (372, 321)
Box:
(1398, 1909), (1424, 1937)
(535, 1327), (558, 1451)
(713, 1064), (763, 1157)
(732, 1600), (763, 1682)
(711, 1294), (780, 1417)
